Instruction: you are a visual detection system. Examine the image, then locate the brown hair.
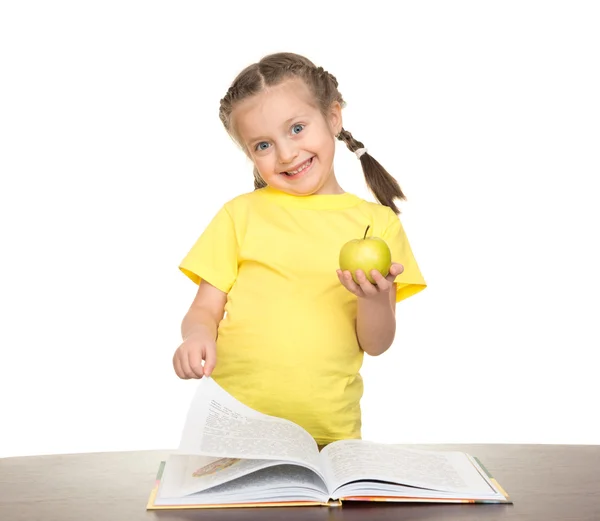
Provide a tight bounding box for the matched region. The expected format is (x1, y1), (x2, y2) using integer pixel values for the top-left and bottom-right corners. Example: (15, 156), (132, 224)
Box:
(218, 52), (406, 214)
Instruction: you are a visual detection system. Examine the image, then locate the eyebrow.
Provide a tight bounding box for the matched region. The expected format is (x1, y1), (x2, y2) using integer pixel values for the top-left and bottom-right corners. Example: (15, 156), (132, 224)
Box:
(246, 115), (309, 145)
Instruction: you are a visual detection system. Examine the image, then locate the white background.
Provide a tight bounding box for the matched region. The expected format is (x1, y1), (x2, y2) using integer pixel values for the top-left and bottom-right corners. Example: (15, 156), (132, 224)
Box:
(1, 1), (599, 458)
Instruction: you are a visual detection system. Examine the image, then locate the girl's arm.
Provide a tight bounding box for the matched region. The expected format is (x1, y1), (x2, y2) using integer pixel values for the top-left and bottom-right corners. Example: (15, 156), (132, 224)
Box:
(174, 280), (227, 379)
(337, 263), (403, 356)
(181, 281), (226, 342)
(356, 284), (396, 356)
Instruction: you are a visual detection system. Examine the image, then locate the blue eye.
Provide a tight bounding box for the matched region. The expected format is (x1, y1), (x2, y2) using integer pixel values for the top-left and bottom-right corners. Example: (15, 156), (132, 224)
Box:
(255, 142), (270, 151)
(292, 124), (304, 135)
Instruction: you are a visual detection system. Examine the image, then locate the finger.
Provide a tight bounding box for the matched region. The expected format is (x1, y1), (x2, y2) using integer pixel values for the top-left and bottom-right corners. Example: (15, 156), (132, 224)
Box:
(391, 262), (404, 276)
(342, 270), (364, 297)
(385, 262), (404, 283)
(337, 271), (356, 294)
(371, 269), (392, 291)
(180, 351), (198, 379)
(187, 348), (205, 378)
(355, 270), (378, 296)
(173, 351), (186, 379)
(178, 349), (197, 379)
(203, 343), (217, 377)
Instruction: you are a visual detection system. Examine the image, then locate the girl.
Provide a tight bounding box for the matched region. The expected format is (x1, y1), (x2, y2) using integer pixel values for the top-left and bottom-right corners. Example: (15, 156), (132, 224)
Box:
(173, 52), (426, 447)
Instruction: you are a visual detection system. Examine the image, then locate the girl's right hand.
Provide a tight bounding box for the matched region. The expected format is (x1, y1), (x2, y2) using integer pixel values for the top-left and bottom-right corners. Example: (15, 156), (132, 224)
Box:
(173, 331), (216, 379)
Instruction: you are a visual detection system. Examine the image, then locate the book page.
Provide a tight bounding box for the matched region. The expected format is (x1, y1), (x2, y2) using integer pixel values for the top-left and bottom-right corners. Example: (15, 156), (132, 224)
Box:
(159, 454), (300, 497)
(183, 465), (329, 504)
(321, 440), (496, 495)
(176, 377), (323, 478)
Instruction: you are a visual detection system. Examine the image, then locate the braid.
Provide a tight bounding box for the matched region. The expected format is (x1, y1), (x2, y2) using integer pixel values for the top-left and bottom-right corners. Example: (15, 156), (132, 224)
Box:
(253, 166), (267, 190)
(338, 128), (406, 214)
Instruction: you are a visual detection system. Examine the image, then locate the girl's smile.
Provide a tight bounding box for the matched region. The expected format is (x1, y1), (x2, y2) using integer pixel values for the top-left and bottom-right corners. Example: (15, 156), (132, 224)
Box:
(281, 156), (314, 178)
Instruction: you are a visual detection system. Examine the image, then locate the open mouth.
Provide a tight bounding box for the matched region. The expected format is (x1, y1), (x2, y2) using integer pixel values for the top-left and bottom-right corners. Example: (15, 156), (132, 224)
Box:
(282, 157), (314, 177)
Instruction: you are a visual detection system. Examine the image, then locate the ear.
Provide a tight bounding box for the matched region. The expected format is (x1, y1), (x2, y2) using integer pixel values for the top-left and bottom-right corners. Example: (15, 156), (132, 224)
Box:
(328, 101), (343, 136)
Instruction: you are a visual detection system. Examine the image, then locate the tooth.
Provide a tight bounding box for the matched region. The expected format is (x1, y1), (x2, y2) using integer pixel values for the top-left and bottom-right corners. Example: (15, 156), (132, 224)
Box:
(285, 158), (311, 175)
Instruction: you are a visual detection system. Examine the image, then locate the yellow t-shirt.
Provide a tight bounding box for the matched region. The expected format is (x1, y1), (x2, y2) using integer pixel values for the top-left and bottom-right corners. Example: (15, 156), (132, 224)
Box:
(179, 186), (426, 445)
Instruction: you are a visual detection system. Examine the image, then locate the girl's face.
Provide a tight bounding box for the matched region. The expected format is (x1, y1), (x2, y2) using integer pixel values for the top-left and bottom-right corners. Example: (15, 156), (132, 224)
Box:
(232, 78), (343, 196)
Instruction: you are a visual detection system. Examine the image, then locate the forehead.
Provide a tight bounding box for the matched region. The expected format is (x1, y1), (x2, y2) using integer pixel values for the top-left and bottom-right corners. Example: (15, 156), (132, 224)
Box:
(232, 79), (320, 142)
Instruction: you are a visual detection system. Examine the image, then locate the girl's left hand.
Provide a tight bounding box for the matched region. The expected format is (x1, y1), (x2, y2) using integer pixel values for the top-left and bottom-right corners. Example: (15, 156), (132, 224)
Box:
(336, 262), (404, 299)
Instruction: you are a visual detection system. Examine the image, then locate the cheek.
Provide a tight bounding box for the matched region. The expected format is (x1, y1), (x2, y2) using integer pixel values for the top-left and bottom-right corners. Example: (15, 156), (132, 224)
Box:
(254, 155), (274, 176)
(318, 140), (336, 160)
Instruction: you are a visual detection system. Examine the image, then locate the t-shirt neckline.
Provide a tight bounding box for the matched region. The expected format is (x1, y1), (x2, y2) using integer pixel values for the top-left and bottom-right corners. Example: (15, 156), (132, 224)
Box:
(258, 186), (362, 210)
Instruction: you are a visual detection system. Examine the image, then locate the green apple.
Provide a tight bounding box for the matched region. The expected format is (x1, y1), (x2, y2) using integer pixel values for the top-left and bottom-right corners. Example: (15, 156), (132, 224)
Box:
(339, 225), (392, 284)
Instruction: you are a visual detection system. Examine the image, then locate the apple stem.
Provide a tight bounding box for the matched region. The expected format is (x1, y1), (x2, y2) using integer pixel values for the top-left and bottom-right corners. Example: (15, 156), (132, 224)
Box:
(364, 225), (370, 240)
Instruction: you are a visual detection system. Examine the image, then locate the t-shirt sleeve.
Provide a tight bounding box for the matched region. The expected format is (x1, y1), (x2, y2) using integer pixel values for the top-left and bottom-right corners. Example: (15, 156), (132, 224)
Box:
(178, 205), (238, 293)
(382, 209), (427, 302)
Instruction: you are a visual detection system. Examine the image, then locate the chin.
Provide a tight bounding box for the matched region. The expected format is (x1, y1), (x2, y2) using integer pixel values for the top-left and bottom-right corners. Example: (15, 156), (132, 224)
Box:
(290, 181), (325, 196)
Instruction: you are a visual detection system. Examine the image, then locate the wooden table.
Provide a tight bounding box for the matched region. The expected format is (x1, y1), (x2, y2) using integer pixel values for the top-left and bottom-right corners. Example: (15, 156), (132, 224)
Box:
(1, 444), (599, 520)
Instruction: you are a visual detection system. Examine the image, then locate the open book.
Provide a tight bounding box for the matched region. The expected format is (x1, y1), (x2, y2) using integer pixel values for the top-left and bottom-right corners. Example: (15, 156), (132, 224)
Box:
(147, 378), (511, 509)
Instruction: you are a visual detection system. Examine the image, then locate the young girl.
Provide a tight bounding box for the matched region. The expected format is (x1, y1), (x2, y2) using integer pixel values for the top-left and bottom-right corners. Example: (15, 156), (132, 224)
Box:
(173, 52), (426, 448)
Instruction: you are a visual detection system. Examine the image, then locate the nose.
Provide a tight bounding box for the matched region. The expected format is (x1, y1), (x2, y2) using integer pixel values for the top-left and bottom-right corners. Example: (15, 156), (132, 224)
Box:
(277, 141), (299, 165)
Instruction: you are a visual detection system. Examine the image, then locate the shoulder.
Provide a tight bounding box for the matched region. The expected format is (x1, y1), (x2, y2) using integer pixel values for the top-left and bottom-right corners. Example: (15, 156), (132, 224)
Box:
(211, 189), (269, 231)
(353, 198), (398, 224)
(346, 198), (406, 241)
(221, 189), (266, 212)
(203, 190), (259, 221)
